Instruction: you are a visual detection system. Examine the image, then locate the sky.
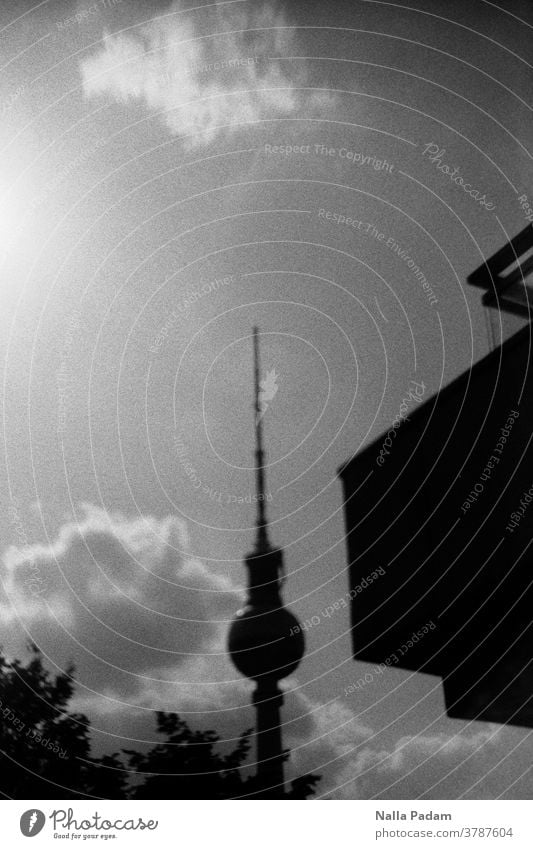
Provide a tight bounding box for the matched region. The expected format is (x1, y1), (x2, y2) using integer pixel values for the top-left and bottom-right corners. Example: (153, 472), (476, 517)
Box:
(0, 0), (532, 798)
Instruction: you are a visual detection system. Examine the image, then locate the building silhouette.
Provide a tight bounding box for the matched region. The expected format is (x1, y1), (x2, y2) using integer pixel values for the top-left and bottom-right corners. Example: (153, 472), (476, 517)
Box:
(339, 228), (533, 728)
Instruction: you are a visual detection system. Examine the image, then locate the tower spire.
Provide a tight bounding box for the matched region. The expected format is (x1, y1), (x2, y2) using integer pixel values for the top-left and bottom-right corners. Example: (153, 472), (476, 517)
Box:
(253, 326), (269, 553)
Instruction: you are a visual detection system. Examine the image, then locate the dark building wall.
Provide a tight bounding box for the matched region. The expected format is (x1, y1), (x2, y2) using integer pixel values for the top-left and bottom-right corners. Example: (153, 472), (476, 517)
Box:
(339, 324), (533, 726)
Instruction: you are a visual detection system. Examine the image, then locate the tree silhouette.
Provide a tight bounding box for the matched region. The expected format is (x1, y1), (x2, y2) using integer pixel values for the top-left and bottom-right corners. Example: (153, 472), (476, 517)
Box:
(125, 712), (253, 800)
(126, 712), (320, 799)
(0, 646), (320, 799)
(0, 644), (126, 799)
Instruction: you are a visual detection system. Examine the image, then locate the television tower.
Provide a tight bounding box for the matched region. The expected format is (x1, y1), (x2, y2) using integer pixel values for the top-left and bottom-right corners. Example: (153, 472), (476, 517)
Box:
(228, 327), (305, 798)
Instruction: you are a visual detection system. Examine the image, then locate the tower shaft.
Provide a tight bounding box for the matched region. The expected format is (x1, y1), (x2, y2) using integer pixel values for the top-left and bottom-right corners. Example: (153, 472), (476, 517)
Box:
(253, 681), (285, 798)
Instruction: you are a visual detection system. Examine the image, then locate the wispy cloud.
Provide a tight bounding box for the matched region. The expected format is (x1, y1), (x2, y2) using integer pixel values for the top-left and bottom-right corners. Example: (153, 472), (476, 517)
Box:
(79, 2), (333, 148)
(329, 725), (530, 799)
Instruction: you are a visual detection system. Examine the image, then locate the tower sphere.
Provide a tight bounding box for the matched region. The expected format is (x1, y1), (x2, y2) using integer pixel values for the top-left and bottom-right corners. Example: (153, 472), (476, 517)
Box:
(228, 602), (305, 682)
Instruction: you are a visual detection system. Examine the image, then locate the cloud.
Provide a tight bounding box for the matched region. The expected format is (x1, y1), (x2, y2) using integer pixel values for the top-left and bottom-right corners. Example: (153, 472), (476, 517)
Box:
(327, 724), (533, 799)
(79, 2), (333, 148)
(74, 667), (377, 794)
(1, 503), (243, 696)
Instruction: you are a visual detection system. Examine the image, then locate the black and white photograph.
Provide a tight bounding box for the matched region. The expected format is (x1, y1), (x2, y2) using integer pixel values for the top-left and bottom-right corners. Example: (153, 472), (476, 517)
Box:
(0, 0), (532, 842)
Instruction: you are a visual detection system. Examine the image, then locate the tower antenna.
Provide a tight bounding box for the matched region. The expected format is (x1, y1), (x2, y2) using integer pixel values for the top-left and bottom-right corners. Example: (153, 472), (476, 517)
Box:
(253, 326), (270, 553)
